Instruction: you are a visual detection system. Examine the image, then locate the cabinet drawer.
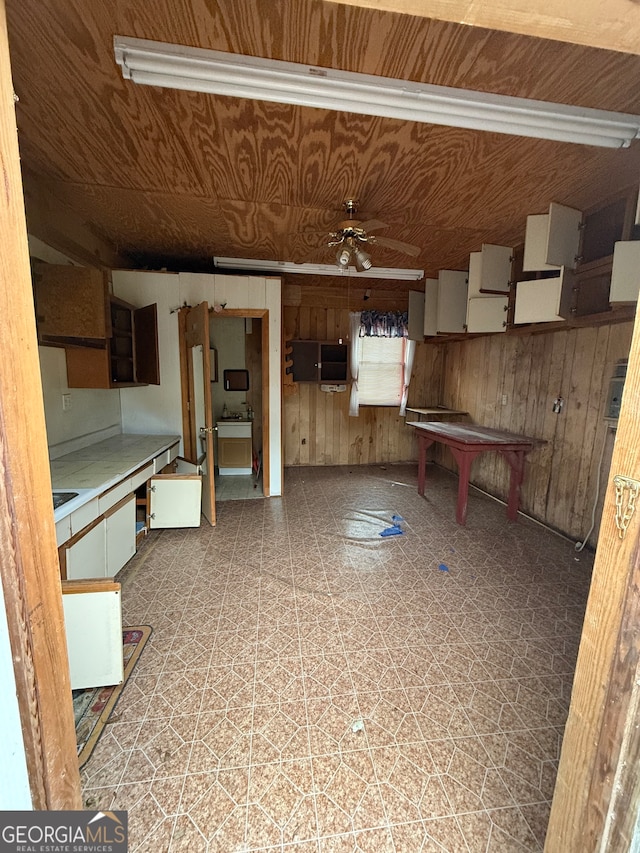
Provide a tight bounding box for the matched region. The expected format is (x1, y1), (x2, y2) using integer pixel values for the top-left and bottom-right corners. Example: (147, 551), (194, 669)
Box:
(70, 498), (99, 536)
(154, 449), (172, 473)
(98, 479), (132, 514)
(131, 462), (154, 491)
(217, 422), (252, 438)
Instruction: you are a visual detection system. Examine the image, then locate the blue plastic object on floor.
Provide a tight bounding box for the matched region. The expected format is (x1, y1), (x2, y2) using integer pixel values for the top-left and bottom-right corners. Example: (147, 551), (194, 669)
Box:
(380, 525), (404, 537)
(438, 563), (449, 572)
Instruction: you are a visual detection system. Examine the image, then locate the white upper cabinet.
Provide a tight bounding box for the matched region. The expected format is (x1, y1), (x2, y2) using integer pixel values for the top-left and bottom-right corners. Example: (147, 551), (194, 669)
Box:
(610, 241), (640, 302)
(423, 278), (439, 337)
(408, 290), (425, 340)
(465, 244), (512, 333)
(466, 296), (509, 333)
(468, 244), (512, 295)
(437, 270), (468, 334)
(523, 203), (582, 271)
(513, 269), (573, 324)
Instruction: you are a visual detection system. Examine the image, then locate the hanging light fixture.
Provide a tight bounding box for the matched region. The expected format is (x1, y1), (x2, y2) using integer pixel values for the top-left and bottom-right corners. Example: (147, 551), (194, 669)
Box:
(336, 245), (351, 267)
(353, 245), (372, 271)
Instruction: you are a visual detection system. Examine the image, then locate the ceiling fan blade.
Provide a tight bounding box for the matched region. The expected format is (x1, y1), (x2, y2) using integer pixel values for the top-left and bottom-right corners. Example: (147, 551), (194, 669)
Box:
(373, 235), (421, 257)
(357, 219), (388, 232)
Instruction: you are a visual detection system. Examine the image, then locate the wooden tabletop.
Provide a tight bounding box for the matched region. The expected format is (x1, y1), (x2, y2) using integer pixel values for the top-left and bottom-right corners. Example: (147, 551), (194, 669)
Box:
(406, 421), (538, 447)
(405, 406), (467, 417)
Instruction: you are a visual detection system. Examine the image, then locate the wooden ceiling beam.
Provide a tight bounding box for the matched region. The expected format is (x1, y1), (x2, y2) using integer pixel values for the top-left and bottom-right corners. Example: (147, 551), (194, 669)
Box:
(325, 0), (640, 56)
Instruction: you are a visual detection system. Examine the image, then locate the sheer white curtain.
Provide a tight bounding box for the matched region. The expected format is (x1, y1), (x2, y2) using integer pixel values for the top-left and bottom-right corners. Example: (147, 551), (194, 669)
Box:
(349, 311), (362, 417)
(399, 338), (416, 416)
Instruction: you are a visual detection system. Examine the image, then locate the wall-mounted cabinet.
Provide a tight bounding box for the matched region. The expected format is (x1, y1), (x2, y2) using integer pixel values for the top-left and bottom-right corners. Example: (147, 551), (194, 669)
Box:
(523, 203), (582, 271)
(468, 244), (512, 295)
(518, 189), (639, 323)
(465, 245), (511, 333)
(610, 241), (640, 303)
(467, 296), (509, 332)
(287, 340), (349, 383)
(33, 263), (160, 388)
(437, 270), (468, 334)
(408, 291), (425, 340)
(513, 270), (575, 324)
(423, 278), (439, 337)
(34, 264), (111, 346)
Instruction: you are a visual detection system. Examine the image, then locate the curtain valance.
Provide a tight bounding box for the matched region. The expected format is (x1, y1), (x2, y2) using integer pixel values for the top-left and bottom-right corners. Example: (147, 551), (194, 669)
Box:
(358, 310), (408, 338)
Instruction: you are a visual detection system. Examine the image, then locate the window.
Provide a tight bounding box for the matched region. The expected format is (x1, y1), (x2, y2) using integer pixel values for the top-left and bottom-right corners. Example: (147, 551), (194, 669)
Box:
(357, 336), (405, 406)
(348, 310), (416, 417)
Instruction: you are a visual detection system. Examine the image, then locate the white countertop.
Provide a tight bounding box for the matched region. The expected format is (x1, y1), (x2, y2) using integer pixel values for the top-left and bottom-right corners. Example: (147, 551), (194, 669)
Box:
(51, 434), (180, 522)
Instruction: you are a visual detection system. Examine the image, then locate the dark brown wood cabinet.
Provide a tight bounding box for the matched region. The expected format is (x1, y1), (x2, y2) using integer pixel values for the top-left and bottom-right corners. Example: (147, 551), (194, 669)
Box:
(287, 340), (349, 383)
(568, 187), (639, 317)
(34, 264), (111, 346)
(33, 263), (159, 388)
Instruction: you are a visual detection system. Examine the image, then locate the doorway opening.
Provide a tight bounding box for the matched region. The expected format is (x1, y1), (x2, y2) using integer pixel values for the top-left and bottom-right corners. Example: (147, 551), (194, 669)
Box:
(210, 313), (264, 502)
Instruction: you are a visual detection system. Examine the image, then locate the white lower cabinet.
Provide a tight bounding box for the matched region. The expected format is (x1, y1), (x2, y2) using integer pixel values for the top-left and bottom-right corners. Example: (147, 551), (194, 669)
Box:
(62, 580), (123, 690)
(149, 474), (202, 528)
(105, 494), (136, 576)
(65, 518), (107, 580)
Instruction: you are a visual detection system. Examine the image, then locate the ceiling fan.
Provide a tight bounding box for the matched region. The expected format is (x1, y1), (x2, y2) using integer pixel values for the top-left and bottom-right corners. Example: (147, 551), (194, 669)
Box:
(324, 199), (421, 272)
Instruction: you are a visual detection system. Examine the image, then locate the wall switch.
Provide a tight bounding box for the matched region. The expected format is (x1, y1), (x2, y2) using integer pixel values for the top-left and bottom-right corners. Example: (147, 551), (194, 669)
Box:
(501, 394), (508, 406)
(62, 393), (72, 411)
(552, 396), (564, 413)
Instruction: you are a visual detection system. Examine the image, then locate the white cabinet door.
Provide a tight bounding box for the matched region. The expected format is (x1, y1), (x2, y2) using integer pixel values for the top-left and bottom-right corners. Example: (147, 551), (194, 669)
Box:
(106, 495), (136, 576)
(523, 203), (581, 271)
(408, 290), (425, 340)
(514, 272), (570, 324)
(62, 581), (123, 690)
(610, 241), (640, 302)
(468, 245), (512, 296)
(466, 296), (509, 333)
(65, 519), (107, 580)
(149, 474), (202, 528)
(437, 270), (468, 333)
(423, 278), (438, 336)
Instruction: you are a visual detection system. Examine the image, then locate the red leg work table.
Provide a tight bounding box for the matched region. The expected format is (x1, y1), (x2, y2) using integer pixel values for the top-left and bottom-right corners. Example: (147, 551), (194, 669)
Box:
(408, 421), (540, 525)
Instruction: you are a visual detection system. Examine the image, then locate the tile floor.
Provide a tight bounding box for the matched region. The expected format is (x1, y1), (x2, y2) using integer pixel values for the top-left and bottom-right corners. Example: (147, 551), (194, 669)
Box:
(214, 472), (264, 501)
(81, 464), (594, 852)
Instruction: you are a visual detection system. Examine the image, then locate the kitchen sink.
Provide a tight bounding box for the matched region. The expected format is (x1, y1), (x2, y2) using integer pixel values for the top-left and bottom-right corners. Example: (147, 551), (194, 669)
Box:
(52, 491), (78, 510)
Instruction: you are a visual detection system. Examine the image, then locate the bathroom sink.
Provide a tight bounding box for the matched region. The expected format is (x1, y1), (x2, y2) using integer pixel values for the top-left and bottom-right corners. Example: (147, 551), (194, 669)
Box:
(52, 491), (79, 510)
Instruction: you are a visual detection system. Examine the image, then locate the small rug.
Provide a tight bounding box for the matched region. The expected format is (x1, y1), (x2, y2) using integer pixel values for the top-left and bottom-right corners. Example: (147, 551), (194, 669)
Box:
(73, 626), (152, 768)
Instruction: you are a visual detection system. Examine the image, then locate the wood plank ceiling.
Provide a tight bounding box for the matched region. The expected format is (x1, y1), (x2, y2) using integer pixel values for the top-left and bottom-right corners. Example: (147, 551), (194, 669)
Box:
(6, 0), (640, 285)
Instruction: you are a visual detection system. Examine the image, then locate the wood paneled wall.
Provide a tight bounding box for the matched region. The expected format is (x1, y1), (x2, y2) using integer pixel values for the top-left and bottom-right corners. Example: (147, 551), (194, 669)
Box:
(282, 278), (632, 545)
(438, 323), (633, 545)
(283, 282), (443, 467)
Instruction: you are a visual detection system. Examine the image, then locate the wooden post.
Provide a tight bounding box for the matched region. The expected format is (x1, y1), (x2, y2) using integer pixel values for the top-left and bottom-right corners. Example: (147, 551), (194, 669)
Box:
(0, 0), (81, 808)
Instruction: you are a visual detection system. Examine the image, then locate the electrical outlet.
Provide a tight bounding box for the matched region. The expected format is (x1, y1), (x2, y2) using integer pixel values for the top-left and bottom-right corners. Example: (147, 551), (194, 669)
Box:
(62, 393), (72, 411)
(501, 394), (508, 406)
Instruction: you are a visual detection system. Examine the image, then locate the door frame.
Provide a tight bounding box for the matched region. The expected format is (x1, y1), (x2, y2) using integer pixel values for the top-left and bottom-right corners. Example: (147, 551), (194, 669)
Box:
(3, 2), (640, 826)
(0, 7), (81, 808)
(212, 307), (270, 496)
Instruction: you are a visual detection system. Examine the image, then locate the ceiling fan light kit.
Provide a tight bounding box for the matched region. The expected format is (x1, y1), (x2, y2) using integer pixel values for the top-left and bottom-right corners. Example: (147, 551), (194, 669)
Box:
(114, 36), (640, 148)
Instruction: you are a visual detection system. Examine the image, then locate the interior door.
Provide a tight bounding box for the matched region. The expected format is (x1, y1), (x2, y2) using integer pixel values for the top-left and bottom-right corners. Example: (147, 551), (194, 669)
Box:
(181, 303), (216, 525)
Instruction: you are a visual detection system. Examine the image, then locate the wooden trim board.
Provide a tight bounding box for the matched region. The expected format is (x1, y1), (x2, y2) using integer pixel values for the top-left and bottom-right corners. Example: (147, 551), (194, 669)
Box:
(0, 2), (81, 809)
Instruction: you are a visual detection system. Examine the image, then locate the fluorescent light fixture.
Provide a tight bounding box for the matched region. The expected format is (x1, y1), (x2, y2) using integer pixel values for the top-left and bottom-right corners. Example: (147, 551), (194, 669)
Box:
(114, 36), (640, 148)
(213, 257), (424, 281)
